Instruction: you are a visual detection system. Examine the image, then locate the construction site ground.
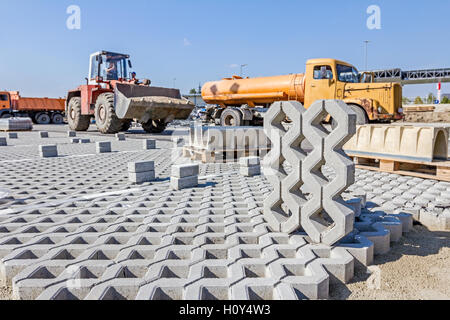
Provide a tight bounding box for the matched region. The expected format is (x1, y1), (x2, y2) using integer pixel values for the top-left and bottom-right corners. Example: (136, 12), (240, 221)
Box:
(0, 123), (449, 300)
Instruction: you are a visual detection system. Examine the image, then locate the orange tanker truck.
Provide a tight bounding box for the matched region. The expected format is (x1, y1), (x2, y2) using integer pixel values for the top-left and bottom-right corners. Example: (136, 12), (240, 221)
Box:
(201, 58), (403, 126)
(0, 91), (66, 124)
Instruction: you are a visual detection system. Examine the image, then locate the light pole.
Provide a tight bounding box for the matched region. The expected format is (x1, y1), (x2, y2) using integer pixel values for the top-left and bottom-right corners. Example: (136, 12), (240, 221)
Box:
(364, 40), (371, 71)
(240, 64), (248, 77)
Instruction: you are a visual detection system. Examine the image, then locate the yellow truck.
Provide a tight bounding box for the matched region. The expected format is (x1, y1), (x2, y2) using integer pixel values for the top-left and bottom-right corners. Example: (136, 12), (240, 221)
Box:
(201, 58), (403, 126)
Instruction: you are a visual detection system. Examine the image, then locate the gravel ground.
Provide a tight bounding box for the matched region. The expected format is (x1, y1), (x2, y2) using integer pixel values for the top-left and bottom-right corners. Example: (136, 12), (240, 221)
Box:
(330, 224), (450, 300)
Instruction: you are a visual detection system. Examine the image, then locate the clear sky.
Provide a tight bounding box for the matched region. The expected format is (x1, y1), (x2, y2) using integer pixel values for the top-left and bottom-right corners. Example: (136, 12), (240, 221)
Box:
(0, 0), (449, 99)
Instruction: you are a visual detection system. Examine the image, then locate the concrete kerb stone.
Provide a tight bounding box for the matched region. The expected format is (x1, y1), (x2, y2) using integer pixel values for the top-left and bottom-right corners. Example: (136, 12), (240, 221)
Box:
(419, 209), (450, 230)
(143, 139), (156, 150)
(39, 145), (58, 158)
(96, 141), (112, 154)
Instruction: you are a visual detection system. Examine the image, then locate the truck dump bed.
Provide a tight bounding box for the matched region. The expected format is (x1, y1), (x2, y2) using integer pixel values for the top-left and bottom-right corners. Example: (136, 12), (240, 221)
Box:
(9, 92), (65, 112)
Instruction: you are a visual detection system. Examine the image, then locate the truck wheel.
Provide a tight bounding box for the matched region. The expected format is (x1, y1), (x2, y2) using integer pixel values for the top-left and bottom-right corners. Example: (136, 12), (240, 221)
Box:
(142, 120), (167, 134)
(0, 113), (11, 119)
(94, 93), (122, 134)
(348, 104), (368, 125)
(35, 113), (51, 125)
(120, 120), (133, 132)
(67, 97), (90, 131)
(51, 113), (64, 125)
(220, 108), (243, 127)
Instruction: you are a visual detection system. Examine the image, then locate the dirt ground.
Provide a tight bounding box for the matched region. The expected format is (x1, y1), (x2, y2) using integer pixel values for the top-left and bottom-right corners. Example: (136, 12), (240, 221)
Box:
(0, 225), (448, 300)
(330, 224), (450, 300)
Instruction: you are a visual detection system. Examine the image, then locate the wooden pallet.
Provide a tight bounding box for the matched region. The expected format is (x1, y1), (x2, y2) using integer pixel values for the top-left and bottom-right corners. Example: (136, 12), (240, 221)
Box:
(403, 106), (435, 113)
(347, 152), (450, 182)
(183, 146), (270, 163)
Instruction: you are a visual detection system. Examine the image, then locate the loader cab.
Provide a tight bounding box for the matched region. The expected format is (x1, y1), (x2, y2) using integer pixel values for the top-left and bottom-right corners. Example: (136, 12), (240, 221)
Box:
(88, 51), (132, 85)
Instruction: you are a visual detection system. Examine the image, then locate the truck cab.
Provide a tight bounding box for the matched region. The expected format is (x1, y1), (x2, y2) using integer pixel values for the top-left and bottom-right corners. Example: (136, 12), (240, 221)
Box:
(304, 58), (403, 124)
(0, 92), (11, 118)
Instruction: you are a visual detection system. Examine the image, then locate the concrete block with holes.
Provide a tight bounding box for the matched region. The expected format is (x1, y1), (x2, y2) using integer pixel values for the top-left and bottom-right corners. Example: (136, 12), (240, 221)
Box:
(116, 133), (126, 141)
(39, 132), (49, 138)
(0, 137), (6, 146)
(67, 131), (76, 137)
(8, 132), (18, 139)
(0, 124), (426, 301)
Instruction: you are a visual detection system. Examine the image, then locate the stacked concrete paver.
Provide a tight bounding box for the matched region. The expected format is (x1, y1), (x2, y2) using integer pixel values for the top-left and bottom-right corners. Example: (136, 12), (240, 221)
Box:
(0, 125), (447, 300)
(239, 157), (261, 177)
(170, 164), (199, 190)
(128, 161), (156, 184)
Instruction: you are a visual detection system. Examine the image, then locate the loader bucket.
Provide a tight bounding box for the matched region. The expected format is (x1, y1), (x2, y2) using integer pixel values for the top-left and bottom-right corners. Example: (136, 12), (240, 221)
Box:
(114, 83), (195, 123)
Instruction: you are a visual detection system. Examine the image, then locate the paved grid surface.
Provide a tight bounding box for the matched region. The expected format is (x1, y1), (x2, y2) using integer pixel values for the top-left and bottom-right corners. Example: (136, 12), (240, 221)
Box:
(0, 125), (448, 300)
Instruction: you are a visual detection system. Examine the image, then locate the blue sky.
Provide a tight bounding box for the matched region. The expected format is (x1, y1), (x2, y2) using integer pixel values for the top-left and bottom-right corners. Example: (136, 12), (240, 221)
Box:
(0, 0), (449, 98)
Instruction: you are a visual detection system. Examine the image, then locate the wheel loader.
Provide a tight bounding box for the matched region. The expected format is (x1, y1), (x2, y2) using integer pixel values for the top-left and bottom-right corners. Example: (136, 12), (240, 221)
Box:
(66, 51), (194, 134)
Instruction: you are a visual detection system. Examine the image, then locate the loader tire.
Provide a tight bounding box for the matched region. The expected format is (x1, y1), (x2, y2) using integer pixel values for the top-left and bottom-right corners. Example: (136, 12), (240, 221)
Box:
(142, 119), (167, 134)
(120, 120), (133, 132)
(67, 97), (90, 131)
(94, 93), (122, 134)
(220, 108), (243, 127)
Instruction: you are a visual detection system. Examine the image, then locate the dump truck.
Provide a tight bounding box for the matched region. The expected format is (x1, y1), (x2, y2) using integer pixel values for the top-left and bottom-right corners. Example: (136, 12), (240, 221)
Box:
(66, 51), (195, 134)
(0, 91), (65, 124)
(201, 58), (403, 126)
